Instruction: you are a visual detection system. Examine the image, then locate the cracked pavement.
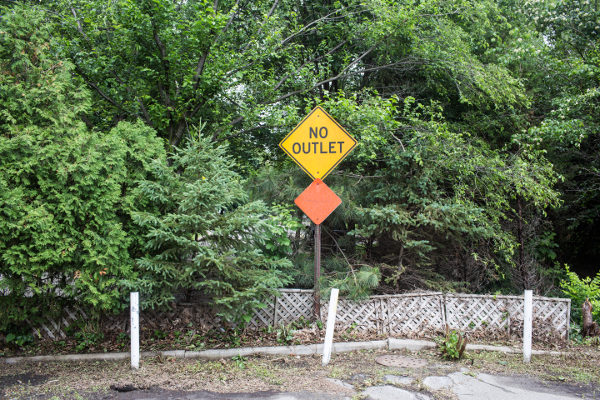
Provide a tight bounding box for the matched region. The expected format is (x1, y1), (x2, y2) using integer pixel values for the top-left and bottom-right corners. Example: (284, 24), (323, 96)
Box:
(359, 368), (597, 400)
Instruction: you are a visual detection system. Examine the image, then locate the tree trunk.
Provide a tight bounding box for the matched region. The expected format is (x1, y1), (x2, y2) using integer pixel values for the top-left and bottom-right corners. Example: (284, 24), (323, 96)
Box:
(517, 194), (527, 290)
(582, 298), (600, 337)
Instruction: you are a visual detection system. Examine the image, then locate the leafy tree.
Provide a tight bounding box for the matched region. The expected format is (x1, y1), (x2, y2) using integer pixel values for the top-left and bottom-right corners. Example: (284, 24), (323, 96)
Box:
(252, 93), (560, 294)
(0, 6), (165, 331)
(9, 0), (524, 173)
(129, 134), (293, 322)
(502, 0), (600, 278)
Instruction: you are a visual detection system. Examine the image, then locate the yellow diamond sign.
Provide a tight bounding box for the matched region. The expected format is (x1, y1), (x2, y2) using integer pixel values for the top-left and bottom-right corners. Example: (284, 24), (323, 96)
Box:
(279, 106), (357, 180)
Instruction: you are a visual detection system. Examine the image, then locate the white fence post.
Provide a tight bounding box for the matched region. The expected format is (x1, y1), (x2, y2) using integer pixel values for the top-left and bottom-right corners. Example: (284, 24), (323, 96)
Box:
(523, 290), (532, 363)
(131, 292), (139, 369)
(322, 288), (339, 366)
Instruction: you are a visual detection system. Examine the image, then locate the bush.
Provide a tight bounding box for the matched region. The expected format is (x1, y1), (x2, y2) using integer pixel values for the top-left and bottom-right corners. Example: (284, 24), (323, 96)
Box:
(129, 132), (293, 323)
(437, 325), (468, 360)
(560, 265), (600, 324)
(0, 6), (166, 331)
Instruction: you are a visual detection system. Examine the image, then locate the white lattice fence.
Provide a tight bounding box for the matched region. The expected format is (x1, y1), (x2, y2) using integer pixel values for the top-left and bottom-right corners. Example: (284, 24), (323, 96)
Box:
(387, 293), (446, 335)
(532, 297), (571, 338)
(274, 289), (314, 326)
(29, 306), (88, 340)
(26, 290), (571, 341)
(246, 298), (277, 329)
(445, 294), (511, 333)
(445, 294), (571, 339)
(505, 296), (571, 340)
(322, 297), (388, 334)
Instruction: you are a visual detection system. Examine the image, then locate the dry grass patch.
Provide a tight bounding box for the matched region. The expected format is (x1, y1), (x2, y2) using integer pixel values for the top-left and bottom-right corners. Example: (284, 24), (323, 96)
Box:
(1, 346), (599, 399)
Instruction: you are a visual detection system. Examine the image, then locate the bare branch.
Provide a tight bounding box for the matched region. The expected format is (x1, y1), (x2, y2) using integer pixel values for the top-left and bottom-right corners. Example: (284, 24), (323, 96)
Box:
(78, 70), (142, 119)
(214, 123), (284, 142)
(416, 9), (463, 17)
(242, 0), (280, 52)
(222, 0), (241, 34)
(332, 171), (382, 179)
(151, 21), (173, 107)
(265, 58), (428, 104)
(192, 0), (241, 92)
(390, 132), (406, 151)
(70, 7), (90, 41)
(339, 34), (391, 76)
(187, 99), (208, 120)
(273, 39), (350, 92)
(137, 98), (154, 127)
(226, 6), (363, 77)
(211, 116), (244, 141)
(192, 52), (210, 92)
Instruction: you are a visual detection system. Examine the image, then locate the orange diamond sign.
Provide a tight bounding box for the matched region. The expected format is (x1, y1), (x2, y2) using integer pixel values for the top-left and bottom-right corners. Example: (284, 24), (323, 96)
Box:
(280, 106), (357, 180)
(294, 179), (341, 225)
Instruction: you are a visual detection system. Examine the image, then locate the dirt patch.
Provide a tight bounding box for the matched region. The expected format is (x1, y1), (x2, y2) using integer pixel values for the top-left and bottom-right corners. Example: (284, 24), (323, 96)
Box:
(2, 346), (600, 399)
(0, 372), (52, 399)
(48, 387), (349, 400)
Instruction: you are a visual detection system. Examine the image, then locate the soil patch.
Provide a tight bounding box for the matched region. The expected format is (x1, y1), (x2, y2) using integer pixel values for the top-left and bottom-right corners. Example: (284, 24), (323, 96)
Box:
(1, 346), (599, 399)
(0, 372), (51, 399)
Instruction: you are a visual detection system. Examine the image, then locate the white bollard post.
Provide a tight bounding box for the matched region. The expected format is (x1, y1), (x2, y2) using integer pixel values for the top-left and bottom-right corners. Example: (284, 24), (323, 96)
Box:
(322, 288), (339, 366)
(131, 292), (139, 370)
(523, 290), (532, 363)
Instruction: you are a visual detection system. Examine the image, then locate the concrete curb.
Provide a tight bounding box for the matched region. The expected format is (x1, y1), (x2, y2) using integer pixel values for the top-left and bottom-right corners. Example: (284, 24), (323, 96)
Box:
(389, 338), (437, 351)
(0, 338), (567, 365)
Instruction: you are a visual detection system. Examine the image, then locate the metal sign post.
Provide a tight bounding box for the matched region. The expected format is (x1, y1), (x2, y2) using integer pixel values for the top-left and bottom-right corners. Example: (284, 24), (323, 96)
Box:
(294, 179), (341, 321)
(314, 223), (321, 320)
(279, 107), (357, 322)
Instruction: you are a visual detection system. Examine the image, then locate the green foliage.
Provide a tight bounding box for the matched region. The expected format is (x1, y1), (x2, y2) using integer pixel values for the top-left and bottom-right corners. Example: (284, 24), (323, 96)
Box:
(320, 264), (381, 300)
(129, 133), (293, 322)
(231, 354), (248, 369)
(534, 232), (559, 262)
(0, 7), (89, 133)
(24, 0), (530, 172)
(1, 0), (598, 317)
(503, 0), (600, 279)
(276, 323), (296, 345)
(437, 325), (468, 360)
(0, 6), (166, 331)
(261, 204), (303, 259)
(560, 265), (600, 323)
(5, 332), (34, 348)
(72, 330), (105, 353)
(64, 318), (105, 352)
(257, 92), (560, 293)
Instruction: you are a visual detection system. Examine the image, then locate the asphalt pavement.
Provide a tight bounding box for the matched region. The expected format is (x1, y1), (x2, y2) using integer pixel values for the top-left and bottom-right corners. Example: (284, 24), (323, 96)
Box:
(362, 369), (597, 399)
(77, 369), (597, 400)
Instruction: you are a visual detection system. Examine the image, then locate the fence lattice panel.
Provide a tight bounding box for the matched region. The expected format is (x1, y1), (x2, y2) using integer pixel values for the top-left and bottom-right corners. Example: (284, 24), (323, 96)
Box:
(28, 306), (88, 340)
(445, 294), (570, 339)
(26, 290), (570, 342)
(247, 298), (276, 329)
(274, 289), (314, 326)
(445, 294), (511, 333)
(387, 293), (446, 335)
(322, 297), (388, 334)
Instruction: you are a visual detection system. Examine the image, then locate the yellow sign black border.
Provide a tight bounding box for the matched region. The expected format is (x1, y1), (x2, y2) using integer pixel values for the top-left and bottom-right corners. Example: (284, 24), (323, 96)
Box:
(279, 106), (357, 180)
